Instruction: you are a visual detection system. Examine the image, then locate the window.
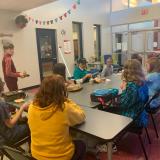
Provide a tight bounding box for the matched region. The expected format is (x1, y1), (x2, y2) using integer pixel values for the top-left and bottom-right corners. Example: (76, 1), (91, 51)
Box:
(72, 22), (83, 61)
(112, 0), (128, 12)
(93, 25), (101, 61)
(129, 0), (160, 8)
(129, 21), (154, 30)
(112, 25), (128, 53)
(111, 0), (160, 12)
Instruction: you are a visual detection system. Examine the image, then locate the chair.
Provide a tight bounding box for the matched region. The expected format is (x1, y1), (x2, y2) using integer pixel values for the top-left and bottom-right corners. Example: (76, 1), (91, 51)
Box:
(1, 146), (34, 160)
(97, 94), (157, 160)
(0, 136), (30, 160)
(127, 123), (150, 160)
(145, 91), (160, 138)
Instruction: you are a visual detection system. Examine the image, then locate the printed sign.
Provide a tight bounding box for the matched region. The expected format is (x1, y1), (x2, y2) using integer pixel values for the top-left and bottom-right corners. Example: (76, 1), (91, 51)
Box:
(64, 40), (71, 54)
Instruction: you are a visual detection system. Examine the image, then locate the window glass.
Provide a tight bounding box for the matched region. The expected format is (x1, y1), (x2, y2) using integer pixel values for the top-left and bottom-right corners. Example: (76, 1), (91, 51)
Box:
(129, 21), (154, 30)
(129, 0), (160, 8)
(112, 0), (128, 11)
(112, 25), (128, 33)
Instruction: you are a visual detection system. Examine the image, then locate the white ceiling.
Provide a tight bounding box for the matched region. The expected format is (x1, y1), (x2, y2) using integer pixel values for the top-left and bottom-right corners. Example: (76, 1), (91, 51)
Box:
(0, 0), (57, 11)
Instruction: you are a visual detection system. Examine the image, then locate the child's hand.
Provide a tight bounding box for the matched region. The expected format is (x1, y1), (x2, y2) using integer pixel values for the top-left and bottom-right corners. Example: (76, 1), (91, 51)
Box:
(19, 72), (25, 78)
(120, 81), (126, 90)
(21, 102), (30, 111)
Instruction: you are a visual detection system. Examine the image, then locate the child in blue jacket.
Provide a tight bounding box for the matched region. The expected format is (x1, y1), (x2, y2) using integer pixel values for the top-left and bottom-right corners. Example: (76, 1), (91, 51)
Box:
(146, 57), (160, 109)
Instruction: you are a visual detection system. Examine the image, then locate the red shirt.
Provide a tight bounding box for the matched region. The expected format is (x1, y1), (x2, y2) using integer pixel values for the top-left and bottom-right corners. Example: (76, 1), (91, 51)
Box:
(2, 54), (20, 91)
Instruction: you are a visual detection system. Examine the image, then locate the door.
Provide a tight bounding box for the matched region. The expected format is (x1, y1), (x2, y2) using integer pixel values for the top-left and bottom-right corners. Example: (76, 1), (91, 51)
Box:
(72, 22), (83, 61)
(36, 28), (57, 81)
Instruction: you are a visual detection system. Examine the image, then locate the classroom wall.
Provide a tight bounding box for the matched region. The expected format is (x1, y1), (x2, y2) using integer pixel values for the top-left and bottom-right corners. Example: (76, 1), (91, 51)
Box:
(0, 0), (109, 91)
(110, 3), (160, 26)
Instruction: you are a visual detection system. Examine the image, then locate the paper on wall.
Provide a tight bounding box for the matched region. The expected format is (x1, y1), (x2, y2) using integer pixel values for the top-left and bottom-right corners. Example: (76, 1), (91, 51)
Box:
(64, 40), (71, 54)
(116, 43), (121, 50)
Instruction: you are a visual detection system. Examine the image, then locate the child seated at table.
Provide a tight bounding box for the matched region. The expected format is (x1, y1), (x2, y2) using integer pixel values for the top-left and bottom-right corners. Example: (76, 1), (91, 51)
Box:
(53, 63), (74, 86)
(73, 58), (92, 83)
(102, 59), (148, 127)
(101, 57), (113, 77)
(146, 57), (160, 109)
(0, 78), (30, 146)
(28, 74), (86, 160)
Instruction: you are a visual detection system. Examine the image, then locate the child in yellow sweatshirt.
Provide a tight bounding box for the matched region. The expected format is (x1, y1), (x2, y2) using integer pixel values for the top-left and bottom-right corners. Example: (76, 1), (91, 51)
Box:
(28, 74), (86, 160)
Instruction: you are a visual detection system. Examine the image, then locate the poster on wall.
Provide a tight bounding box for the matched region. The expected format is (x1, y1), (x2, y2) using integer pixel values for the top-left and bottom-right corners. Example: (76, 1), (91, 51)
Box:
(122, 42), (127, 51)
(64, 40), (71, 54)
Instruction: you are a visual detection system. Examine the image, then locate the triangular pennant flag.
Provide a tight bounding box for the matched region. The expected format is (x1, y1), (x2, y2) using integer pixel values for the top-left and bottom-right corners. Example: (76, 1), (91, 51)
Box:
(76, 0), (80, 4)
(72, 4), (77, 9)
(50, 20), (54, 24)
(64, 13), (67, 18)
(67, 10), (71, 14)
(39, 21), (42, 25)
(55, 18), (58, 22)
(59, 16), (63, 20)
(35, 20), (38, 24)
(43, 21), (46, 25)
(47, 21), (50, 25)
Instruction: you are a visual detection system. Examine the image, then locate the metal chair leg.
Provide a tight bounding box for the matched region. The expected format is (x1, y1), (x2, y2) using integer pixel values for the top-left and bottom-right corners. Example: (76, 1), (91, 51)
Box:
(150, 113), (159, 138)
(138, 135), (148, 160)
(145, 128), (151, 144)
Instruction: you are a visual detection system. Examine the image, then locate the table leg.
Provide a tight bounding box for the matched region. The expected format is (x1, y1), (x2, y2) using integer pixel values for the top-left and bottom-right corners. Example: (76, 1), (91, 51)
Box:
(107, 142), (113, 160)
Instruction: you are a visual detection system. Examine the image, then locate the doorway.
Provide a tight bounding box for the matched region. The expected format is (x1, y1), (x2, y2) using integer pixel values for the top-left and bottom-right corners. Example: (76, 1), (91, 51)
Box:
(36, 28), (57, 81)
(72, 22), (83, 61)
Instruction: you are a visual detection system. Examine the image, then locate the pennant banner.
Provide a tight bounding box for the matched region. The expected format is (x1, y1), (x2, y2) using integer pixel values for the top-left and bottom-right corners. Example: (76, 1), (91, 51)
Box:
(26, 0), (80, 25)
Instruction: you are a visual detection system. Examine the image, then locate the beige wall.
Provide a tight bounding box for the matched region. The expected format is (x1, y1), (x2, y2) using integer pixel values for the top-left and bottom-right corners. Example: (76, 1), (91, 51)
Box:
(0, 0), (109, 91)
(110, 3), (160, 26)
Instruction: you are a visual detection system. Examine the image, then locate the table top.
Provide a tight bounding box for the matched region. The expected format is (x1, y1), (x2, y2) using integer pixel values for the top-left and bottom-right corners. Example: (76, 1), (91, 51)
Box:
(7, 92), (33, 109)
(8, 74), (122, 109)
(73, 106), (132, 141)
(68, 74), (122, 107)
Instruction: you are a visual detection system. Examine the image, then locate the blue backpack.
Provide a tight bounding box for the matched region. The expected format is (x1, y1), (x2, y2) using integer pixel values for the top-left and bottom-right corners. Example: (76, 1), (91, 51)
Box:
(93, 88), (119, 96)
(90, 88), (119, 102)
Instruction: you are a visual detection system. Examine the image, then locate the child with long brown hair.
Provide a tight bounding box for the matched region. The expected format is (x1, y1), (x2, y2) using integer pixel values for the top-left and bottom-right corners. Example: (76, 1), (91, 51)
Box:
(104, 59), (147, 127)
(28, 74), (86, 160)
(146, 57), (160, 109)
(53, 63), (75, 86)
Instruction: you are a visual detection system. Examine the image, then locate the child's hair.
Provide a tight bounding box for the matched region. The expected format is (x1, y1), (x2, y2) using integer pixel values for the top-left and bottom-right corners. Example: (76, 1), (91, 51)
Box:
(33, 74), (67, 109)
(106, 57), (113, 64)
(53, 63), (66, 80)
(147, 57), (160, 73)
(3, 42), (14, 50)
(122, 59), (144, 84)
(131, 54), (142, 64)
(77, 58), (87, 65)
